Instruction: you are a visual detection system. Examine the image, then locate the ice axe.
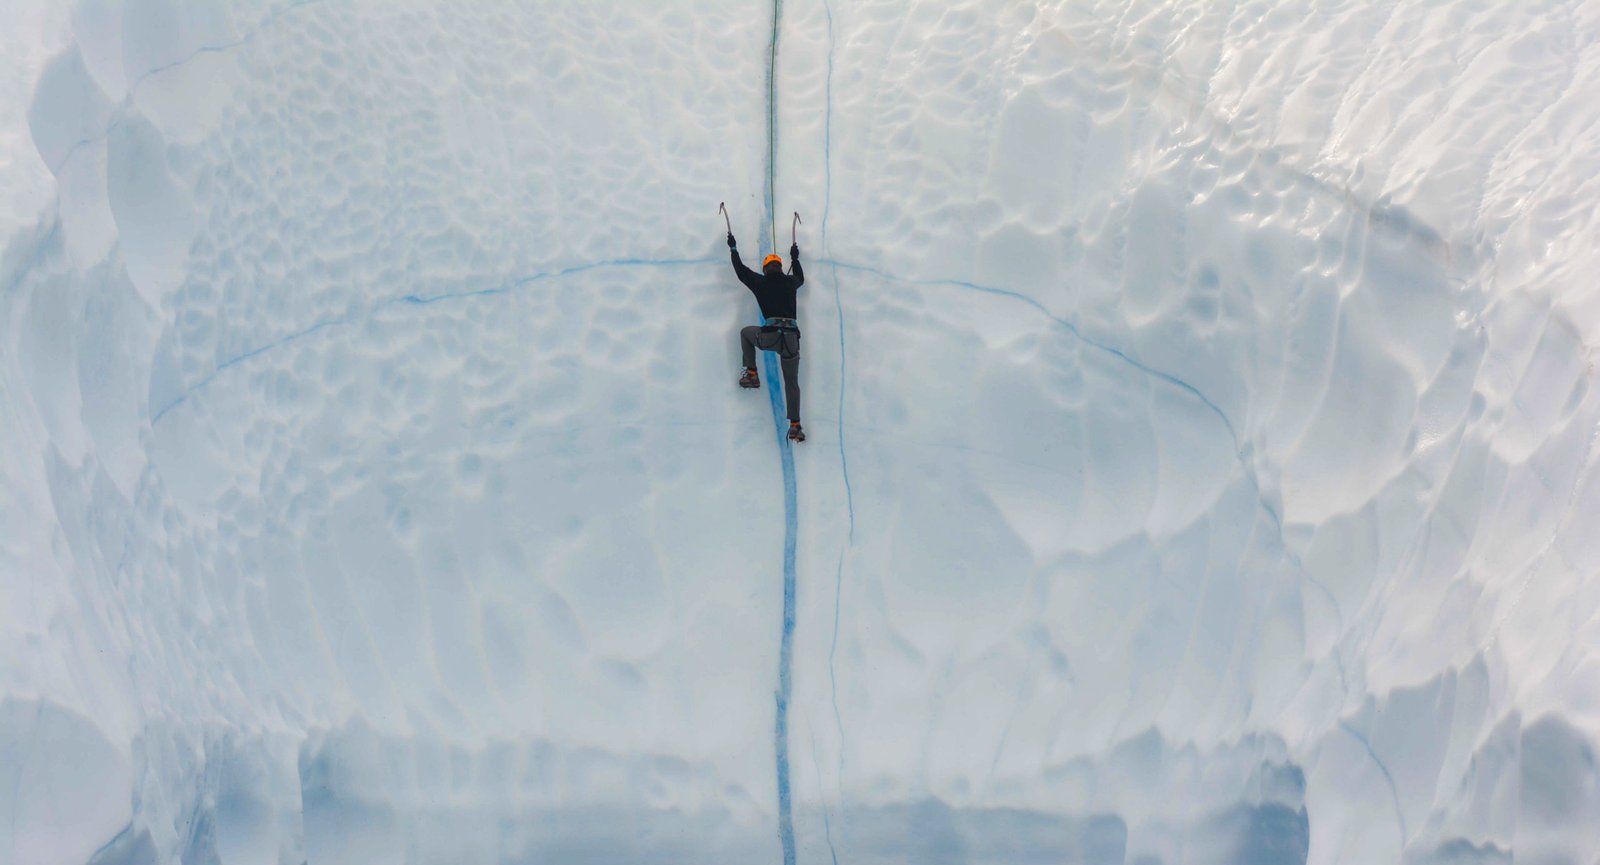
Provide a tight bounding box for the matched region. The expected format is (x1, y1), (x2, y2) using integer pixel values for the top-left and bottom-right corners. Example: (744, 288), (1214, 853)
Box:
(791, 212), (802, 248)
(719, 201), (733, 236)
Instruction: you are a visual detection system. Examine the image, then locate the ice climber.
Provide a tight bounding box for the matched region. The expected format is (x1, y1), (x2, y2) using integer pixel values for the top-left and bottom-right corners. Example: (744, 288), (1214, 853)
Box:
(727, 230), (805, 443)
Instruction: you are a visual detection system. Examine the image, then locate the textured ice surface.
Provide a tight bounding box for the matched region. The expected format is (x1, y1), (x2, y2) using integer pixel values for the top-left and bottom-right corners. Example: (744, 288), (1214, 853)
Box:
(4, 1), (1600, 864)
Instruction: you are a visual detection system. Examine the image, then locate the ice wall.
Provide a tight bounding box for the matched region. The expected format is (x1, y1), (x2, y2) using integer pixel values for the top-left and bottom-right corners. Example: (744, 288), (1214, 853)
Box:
(4, 2), (1600, 864)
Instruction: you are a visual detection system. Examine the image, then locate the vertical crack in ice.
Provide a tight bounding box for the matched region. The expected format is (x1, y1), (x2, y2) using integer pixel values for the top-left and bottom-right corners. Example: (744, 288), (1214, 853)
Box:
(820, 0), (854, 544)
(1473, 408), (1600, 659)
(983, 634), (1041, 790)
(820, 2), (849, 862)
(807, 723), (842, 865)
(767, 375), (799, 865)
(762, 3), (798, 865)
(1338, 719), (1407, 851)
(6, 701), (38, 852)
(1, 220), (60, 300)
(762, 0), (782, 257)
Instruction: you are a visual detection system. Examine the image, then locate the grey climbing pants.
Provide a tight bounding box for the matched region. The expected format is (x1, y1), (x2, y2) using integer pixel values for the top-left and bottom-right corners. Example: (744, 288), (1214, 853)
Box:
(741, 324), (801, 422)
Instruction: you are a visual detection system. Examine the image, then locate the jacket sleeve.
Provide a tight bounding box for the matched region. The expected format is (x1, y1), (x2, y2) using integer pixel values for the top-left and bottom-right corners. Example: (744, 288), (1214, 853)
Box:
(731, 250), (760, 290)
(789, 259), (804, 288)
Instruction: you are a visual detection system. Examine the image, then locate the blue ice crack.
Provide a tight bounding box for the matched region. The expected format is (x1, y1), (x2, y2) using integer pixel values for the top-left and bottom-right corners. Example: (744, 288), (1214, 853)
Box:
(50, 0), (325, 175)
(762, 2), (799, 864)
(815, 256), (1347, 591)
(150, 256), (716, 425)
(815, 256), (1356, 727)
(820, 258), (1244, 445)
(1338, 718), (1408, 851)
(820, 1), (852, 859)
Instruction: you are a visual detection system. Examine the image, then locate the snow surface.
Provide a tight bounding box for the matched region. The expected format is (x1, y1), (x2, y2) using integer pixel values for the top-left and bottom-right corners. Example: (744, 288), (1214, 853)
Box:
(4, 1), (1600, 864)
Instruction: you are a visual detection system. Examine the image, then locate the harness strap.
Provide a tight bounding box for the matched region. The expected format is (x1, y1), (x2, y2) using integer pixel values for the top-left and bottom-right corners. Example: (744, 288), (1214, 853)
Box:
(757, 319), (802, 360)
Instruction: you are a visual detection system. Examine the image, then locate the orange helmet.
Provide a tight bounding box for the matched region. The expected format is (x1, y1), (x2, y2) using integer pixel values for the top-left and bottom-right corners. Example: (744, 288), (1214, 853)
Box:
(762, 254), (783, 269)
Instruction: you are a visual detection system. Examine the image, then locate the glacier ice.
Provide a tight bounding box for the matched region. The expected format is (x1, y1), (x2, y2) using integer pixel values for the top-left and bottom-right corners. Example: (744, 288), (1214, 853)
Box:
(4, 1), (1600, 864)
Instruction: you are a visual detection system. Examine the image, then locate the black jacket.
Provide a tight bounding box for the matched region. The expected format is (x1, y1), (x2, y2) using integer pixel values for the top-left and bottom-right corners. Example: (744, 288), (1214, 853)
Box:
(732, 250), (804, 320)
